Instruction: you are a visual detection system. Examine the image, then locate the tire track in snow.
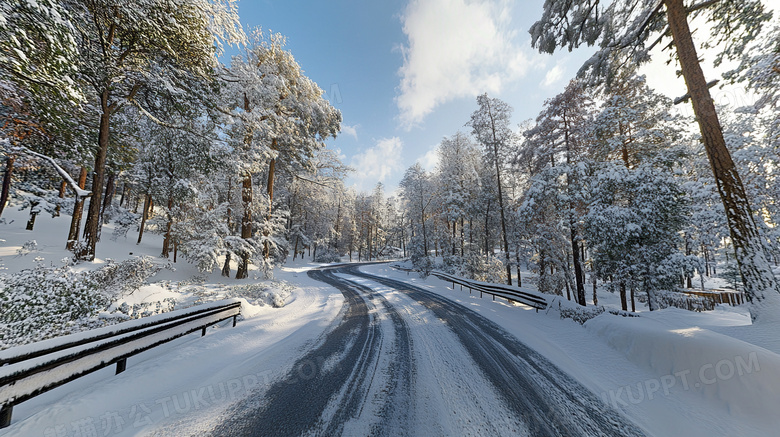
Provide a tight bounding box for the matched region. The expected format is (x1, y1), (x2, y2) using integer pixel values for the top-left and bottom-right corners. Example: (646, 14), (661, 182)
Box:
(344, 266), (647, 437)
(207, 266), (412, 436)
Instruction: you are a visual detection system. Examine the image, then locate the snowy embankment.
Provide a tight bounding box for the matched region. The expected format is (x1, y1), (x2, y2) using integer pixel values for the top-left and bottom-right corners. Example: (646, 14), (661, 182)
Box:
(362, 264), (780, 437)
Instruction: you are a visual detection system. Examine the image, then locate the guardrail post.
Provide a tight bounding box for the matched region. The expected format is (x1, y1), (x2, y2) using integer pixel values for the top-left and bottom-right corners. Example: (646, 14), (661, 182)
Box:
(201, 327), (207, 337)
(116, 358), (127, 375)
(233, 315), (237, 327)
(1, 404), (12, 428)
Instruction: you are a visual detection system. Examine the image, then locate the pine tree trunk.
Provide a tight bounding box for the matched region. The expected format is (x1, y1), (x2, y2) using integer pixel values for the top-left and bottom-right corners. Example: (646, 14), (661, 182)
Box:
(54, 179), (67, 217)
(26, 202), (38, 230)
(493, 144), (512, 286)
(619, 281), (628, 311)
(263, 140), (278, 260)
(222, 252), (231, 277)
(119, 183), (128, 207)
(665, 0), (780, 322)
(571, 226), (586, 306)
(81, 95), (112, 260)
(515, 243), (522, 287)
(484, 199), (491, 256)
(236, 174), (252, 279)
(460, 217), (465, 256)
(0, 154), (16, 218)
(101, 171), (116, 223)
(162, 196), (174, 258)
(592, 276), (598, 306)
(67, 167), (88, 251)
(137, 193), (151, 245)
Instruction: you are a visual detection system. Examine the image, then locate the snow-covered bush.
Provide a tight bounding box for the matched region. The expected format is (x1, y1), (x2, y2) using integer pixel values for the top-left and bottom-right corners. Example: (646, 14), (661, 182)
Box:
(408, 235), (433, 277)
(554, 299), (640, 325)
(463, 253), (506, 283)
(110, 207), (140, 241)
(440, 253), (506, 283)
(0, 257), (164, 349)
(89, 256), (163, 298)
(0, 264), (109, 348)
(183, 281), (293, 308)
(16, 239), (38, 255)
(314, 248), (341, 263)
(115, 298), (176, 319)
(651, 290), (715, 312)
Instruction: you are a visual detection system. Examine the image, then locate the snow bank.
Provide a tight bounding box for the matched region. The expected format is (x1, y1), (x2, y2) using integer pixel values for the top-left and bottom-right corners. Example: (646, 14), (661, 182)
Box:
(586, 314), (780, 425)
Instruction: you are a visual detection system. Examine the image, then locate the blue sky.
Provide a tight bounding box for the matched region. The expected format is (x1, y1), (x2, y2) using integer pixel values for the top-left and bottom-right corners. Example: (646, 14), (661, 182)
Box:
(231, 0), (755, 193)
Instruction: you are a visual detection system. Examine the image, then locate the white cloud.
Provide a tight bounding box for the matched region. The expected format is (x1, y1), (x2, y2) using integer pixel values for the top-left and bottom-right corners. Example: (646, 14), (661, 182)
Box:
(541, 61), (564, 88)
(417, 146), (439, 172)
(396, 0), (530, 128)
(341, 124), (358, 140)
(350, 137), (404, 191)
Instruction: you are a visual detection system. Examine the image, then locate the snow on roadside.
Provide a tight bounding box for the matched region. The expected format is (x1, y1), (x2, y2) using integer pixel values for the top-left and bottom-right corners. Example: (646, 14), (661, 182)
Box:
(0, 206), (346, 435)
(2, 262), (344, 437)
(360, 263), (780, 437)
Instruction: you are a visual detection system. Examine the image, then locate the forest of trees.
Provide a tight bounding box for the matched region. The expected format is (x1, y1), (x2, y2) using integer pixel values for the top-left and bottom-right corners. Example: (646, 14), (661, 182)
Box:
(0, 1), (778, 319)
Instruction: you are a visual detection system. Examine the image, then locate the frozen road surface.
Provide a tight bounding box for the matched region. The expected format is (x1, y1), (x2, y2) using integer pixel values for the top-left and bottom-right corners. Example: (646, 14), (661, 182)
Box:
(209, 264), (645, 436)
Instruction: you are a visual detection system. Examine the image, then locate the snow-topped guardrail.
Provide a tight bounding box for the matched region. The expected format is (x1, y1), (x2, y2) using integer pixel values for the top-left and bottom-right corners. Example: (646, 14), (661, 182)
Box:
(0, 299), (241, 428)
(430, 271), (548, 310)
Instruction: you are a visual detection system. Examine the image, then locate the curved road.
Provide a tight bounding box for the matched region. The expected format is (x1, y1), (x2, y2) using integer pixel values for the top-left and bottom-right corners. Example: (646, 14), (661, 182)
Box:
(209, 264), (646, 436)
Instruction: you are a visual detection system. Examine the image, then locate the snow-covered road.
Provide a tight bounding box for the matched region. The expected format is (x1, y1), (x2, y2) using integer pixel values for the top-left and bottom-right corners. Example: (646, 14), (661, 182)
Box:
(208, 264), (646, 436)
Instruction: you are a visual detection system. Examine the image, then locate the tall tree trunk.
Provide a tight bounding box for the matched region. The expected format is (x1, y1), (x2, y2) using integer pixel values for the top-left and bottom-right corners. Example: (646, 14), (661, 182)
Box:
(67, 167), (88, 251)
(492, 142), (512, 285)
(26, 202), (38, 230)
(564, 111), (585, 305)
(263, 139), (278, 259)
(619, 281), (628, 311)
(222, 176), (233, 277)
(236, 174), (252, 279)
(665, 0), (780, 322)
(81, 94), (112, 260)
(119, 183), (128, 207)
(515, 243), (522, 287)
(460, 217), (465, 256)
(592, 276), (598, 306)
(162, 196), (174, 258)
(222, 253), (232, 277)
(137, 193), (151, 245)
(483, 199), (491, 256)
(571, 226), (586, 306)
(0, 154), (16, 218)
(101, 171), (116, 224)
(54, 179), (67, 217)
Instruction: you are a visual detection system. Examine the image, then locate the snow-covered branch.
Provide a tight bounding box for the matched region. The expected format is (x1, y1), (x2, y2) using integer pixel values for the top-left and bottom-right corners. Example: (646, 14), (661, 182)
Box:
(15, 147), (91, 197)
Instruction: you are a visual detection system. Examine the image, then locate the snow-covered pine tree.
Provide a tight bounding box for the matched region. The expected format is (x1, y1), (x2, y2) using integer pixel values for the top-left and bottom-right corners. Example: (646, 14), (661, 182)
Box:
(530, 0), (780, 322)
(585, 159), (691, 311)
(468, 94), (516, 285)
(436, 132), (482, 259)
(67, 0), (243, 261)
(523, 81), (594, 305)
(220, 31), (340, 278)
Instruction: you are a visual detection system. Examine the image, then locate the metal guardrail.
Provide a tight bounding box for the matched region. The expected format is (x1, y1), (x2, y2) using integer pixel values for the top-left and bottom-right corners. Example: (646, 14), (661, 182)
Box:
(0, 299), (241, 428)
(430, 271), (548, 310)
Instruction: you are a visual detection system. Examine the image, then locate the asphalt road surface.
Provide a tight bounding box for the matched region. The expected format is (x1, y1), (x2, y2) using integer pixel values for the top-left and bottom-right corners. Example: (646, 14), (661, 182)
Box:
(208, 264), (646, 436)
